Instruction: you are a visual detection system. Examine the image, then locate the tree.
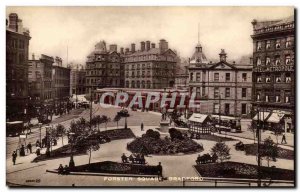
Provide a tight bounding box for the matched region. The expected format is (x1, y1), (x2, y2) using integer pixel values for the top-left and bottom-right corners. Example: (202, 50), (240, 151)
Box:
(56, 124), (66, 145)
(261, 137), (279, 167)
(114, 114), (122, 129)
(169, 128), (184, 141)
(272, 124), (284, 144)
(83, 133), (100, 165)
(48, 127), (59, 152)
(248, 121), (257, 144)
(101, 115), (110, 131)
(210, 141), (231, 163)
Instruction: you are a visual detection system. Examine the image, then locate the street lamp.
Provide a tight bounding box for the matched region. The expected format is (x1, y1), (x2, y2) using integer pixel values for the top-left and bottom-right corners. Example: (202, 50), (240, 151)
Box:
(69, 132), (75, 169)
(38, 123), (42, 147)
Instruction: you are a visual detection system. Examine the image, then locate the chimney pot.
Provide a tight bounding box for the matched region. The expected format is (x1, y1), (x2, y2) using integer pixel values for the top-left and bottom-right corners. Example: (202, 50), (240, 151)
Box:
(131, 43), (135, 53)
(146, 41), (151, 51)
(141, 41), (145, 51)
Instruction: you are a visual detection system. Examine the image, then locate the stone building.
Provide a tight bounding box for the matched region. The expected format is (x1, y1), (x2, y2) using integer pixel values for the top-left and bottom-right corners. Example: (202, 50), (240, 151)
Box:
(188, 44), (252, 117)
(6, 13), (31, 121)
(70, 65), (86, 96)
(52, 57), (71, 112)
(124, 39), (177, 89)
(85, 41), (124, 98)
(28, 54), (54, 116)
(251, 15), (295, 132)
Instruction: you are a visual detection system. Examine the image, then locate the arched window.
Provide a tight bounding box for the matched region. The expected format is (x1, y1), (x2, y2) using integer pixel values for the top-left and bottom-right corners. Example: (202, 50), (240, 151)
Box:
(137, 81), (140, 88)
(131, 81), (135, 88)
(142, 81), (145, 88)
(125, 81), (129, 88)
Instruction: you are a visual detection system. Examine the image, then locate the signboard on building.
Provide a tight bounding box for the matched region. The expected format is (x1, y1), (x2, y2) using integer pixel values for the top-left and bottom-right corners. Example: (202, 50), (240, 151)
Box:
(254, 65), (294, 72)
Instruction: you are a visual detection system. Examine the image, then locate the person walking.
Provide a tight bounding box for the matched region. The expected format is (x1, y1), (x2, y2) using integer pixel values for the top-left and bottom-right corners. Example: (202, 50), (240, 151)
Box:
(281, 133), (287, 144)
(12, 151), (17, 165)
(157, 162), (163, 181)
(27, 143), (32, 154)
(141, 122), (144, 131)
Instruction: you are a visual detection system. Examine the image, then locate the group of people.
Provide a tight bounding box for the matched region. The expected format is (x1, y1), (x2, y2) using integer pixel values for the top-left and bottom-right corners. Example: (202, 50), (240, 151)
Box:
(57, 164), (70, 175)
(121, 153), (146, 164)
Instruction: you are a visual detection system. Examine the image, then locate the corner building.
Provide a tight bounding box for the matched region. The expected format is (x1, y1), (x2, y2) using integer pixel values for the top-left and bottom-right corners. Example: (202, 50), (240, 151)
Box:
(251, 15), (295, 132)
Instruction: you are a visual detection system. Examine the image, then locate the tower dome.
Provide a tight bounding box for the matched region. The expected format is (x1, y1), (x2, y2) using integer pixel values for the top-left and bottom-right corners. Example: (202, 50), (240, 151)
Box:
(190, 43), (208, 64)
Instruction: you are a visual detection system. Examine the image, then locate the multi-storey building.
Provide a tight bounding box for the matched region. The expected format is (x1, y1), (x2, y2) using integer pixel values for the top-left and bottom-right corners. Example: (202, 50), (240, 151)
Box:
(251, 15), (295, 132)
(28, 54), (54, 103)
(86, 41), (124, 98)
(124, 39), (177, 89)
(70, 65), (86, 96)
(188, 44), (252, 117)
(6, 13), (31, 121)
(52, 57), (71, 113)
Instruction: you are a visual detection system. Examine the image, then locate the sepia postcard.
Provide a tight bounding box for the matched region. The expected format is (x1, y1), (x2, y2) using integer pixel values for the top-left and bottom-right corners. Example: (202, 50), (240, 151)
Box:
(6, 6), (295, 187)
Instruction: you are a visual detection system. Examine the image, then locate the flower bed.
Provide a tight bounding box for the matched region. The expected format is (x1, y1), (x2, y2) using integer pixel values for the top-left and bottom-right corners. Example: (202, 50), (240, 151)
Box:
(195, 134), (236, 142)
(194, 161), (294, 180)
(127, 135), (203, 155)
(244, 143), (294, 160)
(69, 161), (159, 175)
(33, 128), (135, 162)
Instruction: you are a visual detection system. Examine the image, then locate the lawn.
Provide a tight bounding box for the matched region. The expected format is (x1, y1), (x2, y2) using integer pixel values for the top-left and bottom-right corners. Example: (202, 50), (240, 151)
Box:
(194, 161), (294, 181)
(196, 134), (237, 142)
(33, 128), (135, 162)
(244, 143), (294, 160)
(69, 161), (159, 175)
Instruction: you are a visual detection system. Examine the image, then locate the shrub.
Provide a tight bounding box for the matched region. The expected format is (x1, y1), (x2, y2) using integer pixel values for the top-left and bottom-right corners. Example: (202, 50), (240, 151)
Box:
(145, 129), (160, 139)
(169, 128), (184, 141)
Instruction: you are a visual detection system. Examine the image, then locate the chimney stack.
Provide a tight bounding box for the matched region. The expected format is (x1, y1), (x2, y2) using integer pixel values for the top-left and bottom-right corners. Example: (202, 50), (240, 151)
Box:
(120, 47), (124, 54)
(141, 41), (145, 51)
(159, 39), (168, 52)
(32, 53), (35, 60)
(151, 43), (155, 48)
(9, 13), (19, 32)
(125, 48), (129, 53)
(146, 41), (151, 51)
(131, 43), (135, 53)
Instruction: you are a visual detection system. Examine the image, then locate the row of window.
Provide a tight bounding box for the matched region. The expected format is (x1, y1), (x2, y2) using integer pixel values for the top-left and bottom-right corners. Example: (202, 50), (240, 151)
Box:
(256, 37), (293, 51)
(256, 93), (291, 103)
(125, 55), (175, 62)
(256, 74), (291, 83)
(256, 55), (293, 66)
(213, 103), (248, 115)
(125, 80), (152, 89)
(213, 87), (248, 98)
(8, 38), (25, 49)
(190, 72), (248, 82)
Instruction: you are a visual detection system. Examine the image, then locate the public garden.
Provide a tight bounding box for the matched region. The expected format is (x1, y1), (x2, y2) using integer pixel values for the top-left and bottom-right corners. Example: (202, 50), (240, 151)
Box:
(6, 104), (295, 187)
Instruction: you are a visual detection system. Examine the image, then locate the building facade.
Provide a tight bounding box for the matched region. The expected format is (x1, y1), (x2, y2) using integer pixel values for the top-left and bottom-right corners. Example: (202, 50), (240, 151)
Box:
(6, 13), (31, 121)
(70, 65), (86, 96)
(124, 39), (177, 89)
(52, 57), (71, 113)
(251, 15), (295, 132)
(188, 44), (252, 117)
(86, 41), (124, 98)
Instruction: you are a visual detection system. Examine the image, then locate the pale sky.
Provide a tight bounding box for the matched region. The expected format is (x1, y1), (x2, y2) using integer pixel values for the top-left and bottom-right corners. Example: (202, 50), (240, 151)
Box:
(6, 6), (294, 66)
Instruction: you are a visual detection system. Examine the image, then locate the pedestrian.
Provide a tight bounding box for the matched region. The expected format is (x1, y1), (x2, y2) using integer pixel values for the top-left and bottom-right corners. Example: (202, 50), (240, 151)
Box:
(63, 165), (70, 175)
(141, 122), (144, 131)
(36, 140), (40, 148)
(27, 142), (32, 154)
(58, 164), (64, 174)
(281, 133), (287, 144)
(20, 145), (25, 156)
(121, 153), (128, 163)
(12, 151), (17, 165)
(157, 162), (163, 181)
(36, 147), (41, 156)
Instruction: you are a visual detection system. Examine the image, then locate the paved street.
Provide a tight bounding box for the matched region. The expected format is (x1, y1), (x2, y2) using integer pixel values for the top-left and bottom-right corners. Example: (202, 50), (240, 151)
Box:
(6, 104), (294, 187)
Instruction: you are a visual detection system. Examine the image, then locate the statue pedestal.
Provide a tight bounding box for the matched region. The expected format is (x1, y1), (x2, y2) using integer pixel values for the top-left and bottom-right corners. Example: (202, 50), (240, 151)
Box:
(159, 120), (170, 133)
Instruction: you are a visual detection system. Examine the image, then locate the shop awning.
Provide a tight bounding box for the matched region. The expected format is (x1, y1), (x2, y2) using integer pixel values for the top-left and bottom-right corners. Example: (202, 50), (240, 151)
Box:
(188, 113), (209, 123)
(252, 112), (271, 121)
(266, 112), (285, 123)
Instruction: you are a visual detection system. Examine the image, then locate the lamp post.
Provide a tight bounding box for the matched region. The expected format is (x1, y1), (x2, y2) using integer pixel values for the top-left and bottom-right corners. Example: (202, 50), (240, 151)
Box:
(38, 123), (42, 146)
(69, 132), (75, 169)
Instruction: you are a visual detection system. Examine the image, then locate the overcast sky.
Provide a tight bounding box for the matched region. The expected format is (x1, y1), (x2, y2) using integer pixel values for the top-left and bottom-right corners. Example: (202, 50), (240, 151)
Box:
(6, 6), (293, 66)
